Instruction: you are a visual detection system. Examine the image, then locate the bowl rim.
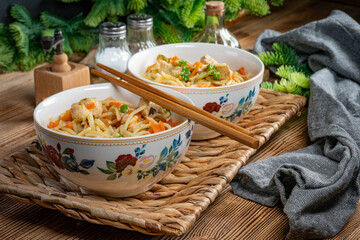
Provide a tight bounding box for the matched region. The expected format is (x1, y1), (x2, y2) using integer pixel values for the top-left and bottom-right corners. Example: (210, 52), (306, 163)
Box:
(127, 42), (265, 92)
(33, 83), (194, 143)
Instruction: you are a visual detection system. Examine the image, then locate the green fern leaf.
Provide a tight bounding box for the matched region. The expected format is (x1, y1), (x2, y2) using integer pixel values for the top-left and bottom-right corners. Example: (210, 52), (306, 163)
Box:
(19, 43), (45, 71)
(9, 22), (30, 55)
(241, 0), (270, 17)
(127, 0), (148, 12)
(273, 79), (287, 92)
(0, 40), (16, 66)
(154, 15), (181, 43)
(69, 34), (96, 52)
(180, 0), (205, 28)
(289, 72), (310, 89)
(40, 12), (69, 28)
(303, 90), (310, 99)
(108, 0), (126, 16)
(84, 0), (110, 27)
(261, 81), (274, 89)
(269, 0), (284, 7)
(158, 9), (194, 42)
(283, 79), (303, 95)
(224, 0), (241, 13)
(10, 4), (33, 27)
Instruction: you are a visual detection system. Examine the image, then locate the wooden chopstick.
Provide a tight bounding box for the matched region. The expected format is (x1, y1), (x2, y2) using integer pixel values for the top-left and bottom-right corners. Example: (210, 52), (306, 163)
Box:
(97, 63), (253, 137)
(91, 68), (259, 149)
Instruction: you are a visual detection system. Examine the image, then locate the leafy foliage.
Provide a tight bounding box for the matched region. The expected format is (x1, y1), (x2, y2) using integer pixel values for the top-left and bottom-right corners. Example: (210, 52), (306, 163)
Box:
(40, 12), (98, 54)
(2, 1), (285, 73)
(259, 42), (312, 98)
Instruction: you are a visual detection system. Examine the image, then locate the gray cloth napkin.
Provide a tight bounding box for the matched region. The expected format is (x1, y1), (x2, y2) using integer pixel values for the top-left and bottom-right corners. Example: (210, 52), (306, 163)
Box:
(231, 10), (360, 240)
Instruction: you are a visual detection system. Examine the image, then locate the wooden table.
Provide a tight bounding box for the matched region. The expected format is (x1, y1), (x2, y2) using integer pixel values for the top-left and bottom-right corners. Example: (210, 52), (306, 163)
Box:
(1, 1), (360, 239)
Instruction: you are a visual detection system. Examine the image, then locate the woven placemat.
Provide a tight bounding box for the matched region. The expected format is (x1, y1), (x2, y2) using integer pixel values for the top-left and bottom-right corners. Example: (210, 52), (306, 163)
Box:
(0, 89), (306, 236)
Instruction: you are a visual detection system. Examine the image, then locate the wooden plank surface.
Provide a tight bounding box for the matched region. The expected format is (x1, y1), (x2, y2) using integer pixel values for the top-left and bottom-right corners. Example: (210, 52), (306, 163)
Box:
(1, 0), (360, 239)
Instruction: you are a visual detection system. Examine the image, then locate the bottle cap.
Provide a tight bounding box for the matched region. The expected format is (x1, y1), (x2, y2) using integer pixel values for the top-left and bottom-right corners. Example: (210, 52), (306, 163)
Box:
(100, 22), (126, 36)
(205, 1), (225, 16)
(127, 14), (153, 29)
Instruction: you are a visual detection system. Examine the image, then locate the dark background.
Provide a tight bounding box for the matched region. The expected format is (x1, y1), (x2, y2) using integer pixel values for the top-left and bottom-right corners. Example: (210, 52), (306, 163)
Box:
(0, 0), (93, 24)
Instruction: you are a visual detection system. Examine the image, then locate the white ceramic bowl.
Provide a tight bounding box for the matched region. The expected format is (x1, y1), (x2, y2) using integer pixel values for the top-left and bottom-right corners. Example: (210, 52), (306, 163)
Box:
(127, 43), (264, 140)
(34, 83), (194, 198)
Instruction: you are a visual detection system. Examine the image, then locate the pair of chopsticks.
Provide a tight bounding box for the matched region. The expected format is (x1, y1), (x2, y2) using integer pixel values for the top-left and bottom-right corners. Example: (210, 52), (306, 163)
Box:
(91, 63), (259, 149)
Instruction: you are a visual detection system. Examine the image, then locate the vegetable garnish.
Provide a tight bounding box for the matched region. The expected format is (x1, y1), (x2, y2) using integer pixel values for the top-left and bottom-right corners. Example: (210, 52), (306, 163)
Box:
(120, 104), (128, 113)
(206, 65), (221, 80)
(180, 66), (190, 82)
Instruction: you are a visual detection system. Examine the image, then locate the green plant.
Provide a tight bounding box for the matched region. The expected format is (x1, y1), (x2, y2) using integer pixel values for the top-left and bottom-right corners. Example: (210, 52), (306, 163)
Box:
(40, 12), (98, 55)
(7, 4), (49, 71)
(1, 1), (285, 73)
(257, 42), (312, 98)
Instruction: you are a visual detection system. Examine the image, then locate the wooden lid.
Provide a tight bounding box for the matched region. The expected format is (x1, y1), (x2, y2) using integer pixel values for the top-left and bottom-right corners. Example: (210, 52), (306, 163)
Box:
(205, 1), (224, 16)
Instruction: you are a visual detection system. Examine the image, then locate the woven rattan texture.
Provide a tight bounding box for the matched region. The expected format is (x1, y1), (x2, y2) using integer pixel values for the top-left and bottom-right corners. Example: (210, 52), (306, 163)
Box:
(0, 89), (306, 236)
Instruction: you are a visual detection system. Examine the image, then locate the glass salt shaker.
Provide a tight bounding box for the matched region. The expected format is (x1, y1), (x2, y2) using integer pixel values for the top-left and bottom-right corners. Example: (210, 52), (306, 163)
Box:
(95, 22), (131, 73)
(191, 1), (241, 48)
(127, 14), (157, 55)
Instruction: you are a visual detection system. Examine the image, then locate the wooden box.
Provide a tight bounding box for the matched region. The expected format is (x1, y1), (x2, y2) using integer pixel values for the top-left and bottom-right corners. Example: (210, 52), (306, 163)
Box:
(34, 62), (90, 105)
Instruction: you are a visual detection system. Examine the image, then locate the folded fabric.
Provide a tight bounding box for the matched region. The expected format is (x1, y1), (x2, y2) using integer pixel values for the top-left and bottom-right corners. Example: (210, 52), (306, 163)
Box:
(231, 10), (360, 240)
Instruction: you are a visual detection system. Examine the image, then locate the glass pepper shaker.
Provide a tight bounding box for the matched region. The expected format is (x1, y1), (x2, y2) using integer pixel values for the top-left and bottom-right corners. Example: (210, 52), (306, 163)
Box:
(127, 13), (157, 55)
(191, 1), (241, 48)
(95, 22), (131, 73)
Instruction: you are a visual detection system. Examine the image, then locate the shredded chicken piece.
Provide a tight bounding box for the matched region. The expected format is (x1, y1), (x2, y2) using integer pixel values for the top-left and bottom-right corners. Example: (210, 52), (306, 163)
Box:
(200, 55), (218, 65)
(71, 98), (102, 122)
(215, 64), (232, 80)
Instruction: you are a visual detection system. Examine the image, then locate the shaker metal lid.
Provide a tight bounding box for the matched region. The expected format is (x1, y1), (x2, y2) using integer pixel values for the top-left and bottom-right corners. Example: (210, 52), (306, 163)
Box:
(127, 14), (153, 28)
(100, 22), (126, 35)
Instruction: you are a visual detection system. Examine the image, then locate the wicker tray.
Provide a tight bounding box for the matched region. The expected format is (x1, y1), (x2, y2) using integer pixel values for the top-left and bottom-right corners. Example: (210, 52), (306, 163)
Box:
(0, 89), (306, 236)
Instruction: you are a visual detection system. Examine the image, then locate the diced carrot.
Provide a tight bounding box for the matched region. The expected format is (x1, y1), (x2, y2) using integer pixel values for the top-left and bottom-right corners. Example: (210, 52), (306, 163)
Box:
(128, 110), (133, 114)
(136, 113), (142, 120)
(103, 115), (112, 120)
(59, 109), (72, 121)
(243, 76), (248, 81)
(199, 83), (207, 87)
(194, 61), (203, 68)
(143, 118), (150, 124)
(85, 102), (96, 109)
(48, 120), (60, 128)
(150, 121), (161, 133)
(186, 64), (194, 72)
(66, 122), (73, 129)
(171, 56), (180, 65)
(146, 63), (157, 72)
(158, 121), (166, 131)
(109, 102), (121, 109)
(165, 119), (182, 127)
(237, 66), (246, 75)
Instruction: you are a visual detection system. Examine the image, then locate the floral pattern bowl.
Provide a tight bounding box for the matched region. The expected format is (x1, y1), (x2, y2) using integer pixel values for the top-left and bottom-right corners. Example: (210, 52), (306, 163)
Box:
(127, 43), (264, 140)
(33, 83), (194, 198)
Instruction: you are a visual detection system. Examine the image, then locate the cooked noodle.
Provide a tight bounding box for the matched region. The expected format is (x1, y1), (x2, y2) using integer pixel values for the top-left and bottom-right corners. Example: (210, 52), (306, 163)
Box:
(142, 54), (250, 87)
(48, 97), (181, 138)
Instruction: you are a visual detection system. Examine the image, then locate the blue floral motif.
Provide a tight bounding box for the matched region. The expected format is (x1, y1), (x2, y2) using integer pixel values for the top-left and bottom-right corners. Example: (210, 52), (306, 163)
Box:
(135, 144), (146, 158)
(63, 155), (79, 172)
(38, 139), (94, 175)
(137, 135), (183, 180)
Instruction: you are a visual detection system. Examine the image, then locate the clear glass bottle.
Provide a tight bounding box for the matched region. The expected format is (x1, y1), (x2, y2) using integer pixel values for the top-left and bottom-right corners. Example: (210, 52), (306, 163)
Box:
(127, 14), (157, 55)
(191, 1), (241, 48)
(95, 22), (132, 73)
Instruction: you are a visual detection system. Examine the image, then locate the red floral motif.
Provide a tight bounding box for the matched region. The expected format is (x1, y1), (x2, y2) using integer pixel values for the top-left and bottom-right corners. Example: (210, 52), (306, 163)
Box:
(115, 154), (137, 173)
(46, 145), (65, 169)
(203, 102), (221, 113)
